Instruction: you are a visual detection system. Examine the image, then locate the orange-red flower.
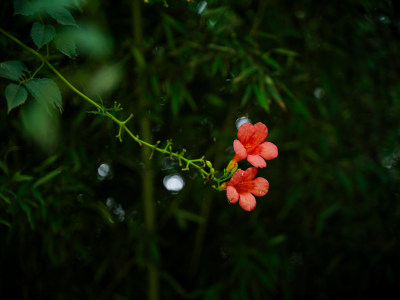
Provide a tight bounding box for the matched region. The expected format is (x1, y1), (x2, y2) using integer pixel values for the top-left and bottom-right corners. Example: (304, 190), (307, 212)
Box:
(223, 167), (269, 212)
(227, 122), (278, 170)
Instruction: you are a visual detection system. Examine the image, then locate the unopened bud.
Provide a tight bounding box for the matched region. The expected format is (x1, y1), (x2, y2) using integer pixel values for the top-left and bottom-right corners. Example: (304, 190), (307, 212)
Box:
(226, 160), (237, 172)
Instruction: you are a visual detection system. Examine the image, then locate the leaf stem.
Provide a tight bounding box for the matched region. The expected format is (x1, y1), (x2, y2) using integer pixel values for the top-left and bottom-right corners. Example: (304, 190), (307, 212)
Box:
(0, 27), (232, 187)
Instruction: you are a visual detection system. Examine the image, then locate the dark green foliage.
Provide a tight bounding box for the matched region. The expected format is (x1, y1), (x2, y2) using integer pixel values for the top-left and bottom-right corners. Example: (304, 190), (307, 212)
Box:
(0, 60), (28, 81)
(1, 0), (400, 299)
(5, 83), (28, 113)
(31, 22), (56, 49)
(24, 78), (63, 112)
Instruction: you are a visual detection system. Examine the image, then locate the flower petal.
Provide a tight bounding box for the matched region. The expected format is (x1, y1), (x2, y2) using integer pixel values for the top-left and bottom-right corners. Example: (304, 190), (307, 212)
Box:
(230, 169), (244, 185)
(243, 167), (257, 181)
(251, 177), (269, 196)
(248, 122), (268, 146)
(227, 186), (239, 204)
(258, 142), (278, 160)
(237, 122), (255, 144)
(233, 140), (247, 160)
(239, 192), (256, 211)
(247, 155), (267, 168)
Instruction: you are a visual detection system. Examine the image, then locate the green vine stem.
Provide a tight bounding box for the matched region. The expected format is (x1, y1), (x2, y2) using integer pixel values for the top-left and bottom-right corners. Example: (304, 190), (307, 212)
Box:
(0, 28), (234, 189)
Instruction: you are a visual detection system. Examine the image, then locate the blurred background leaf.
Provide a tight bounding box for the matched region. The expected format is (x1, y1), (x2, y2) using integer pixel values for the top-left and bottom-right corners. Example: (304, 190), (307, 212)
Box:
(1, 0), (400, 299)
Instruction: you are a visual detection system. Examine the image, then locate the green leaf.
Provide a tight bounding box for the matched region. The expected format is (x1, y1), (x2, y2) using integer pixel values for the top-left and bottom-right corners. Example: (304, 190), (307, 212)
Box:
(240, 85), (253, 107)
(0, 219), (11, 228)
(54, 31), (77, 57)
(31, 22), (56, 49)
(24, 78), (63, 113)
(20, 201), (34, 229)
(273, 48), (299, 56)
(182, 88), (197, 111)
(253, 84), (269, 112)
(0, 161), (8, 174)
(13, 0), (36, 16)
(233, 66), (257, 83)
(263, 56), (280, 69)
(5, 83), (28, 113)
(12, 171), (34, 182)
(0, 192), (12, 204)
(206, 94), (225, 108)
(268, 234), (287, 246)
(0, 60), (28, 81)
(265, 76), (286, 110)
(33, 168), (62, 188)
(47, 7), (77, 26)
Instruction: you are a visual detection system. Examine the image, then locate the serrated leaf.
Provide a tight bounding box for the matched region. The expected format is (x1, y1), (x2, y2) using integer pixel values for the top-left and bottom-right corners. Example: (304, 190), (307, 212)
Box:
(0, 60), (28, 81)
(54, 31), (77, 57)
(47, 6), (77, 26)
(31, 22), (56, 49)
(5, 83), (28, 113)
(24, 78), (63, 113)
(14, 0), (77, 22)
(13, 0), (36, 16)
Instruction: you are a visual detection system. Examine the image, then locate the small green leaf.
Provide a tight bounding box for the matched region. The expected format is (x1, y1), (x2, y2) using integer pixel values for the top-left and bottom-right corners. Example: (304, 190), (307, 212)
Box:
(31, 22), (56, 49)
(0, 60), (28, 81)
(47, 7), (77, 26)
(206, 94), (225, 108)
(12, 171), (34, 182)
(233, 66), (257, 83)
(182, 88), (197, 111)
(268, 234), (287, 246)
(5, 83), (28, 113)
(263, 56), (280, 69)
(33, 168), (62, 188)
(54, 31), (77, 57)
(24, 78), (63, 113)
(0, 219), (11, 228)
(265, 76), (286, 110)
(253, 84), (269, 112)
(273, 48), (299, 56)
(240, 85), (253, 107)
(0, 161), (8, 174)
(0, 192), (12, 204)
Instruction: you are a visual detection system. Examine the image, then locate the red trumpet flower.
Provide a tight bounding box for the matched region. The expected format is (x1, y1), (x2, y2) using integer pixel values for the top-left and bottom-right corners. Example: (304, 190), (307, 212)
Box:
(227, 122), (278, 171)
(222, 167), (269, 211)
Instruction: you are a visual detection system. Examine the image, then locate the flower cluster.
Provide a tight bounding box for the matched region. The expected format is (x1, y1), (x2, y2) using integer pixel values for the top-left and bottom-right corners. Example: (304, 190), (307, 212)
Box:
(222, 122), (278, 211)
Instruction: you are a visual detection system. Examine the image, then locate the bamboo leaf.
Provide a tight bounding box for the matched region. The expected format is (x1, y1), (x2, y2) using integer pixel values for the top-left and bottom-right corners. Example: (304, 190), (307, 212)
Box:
(33, 168), (62, 188)
(253, 84), (269, 112)
(265, 75), (286, 110)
